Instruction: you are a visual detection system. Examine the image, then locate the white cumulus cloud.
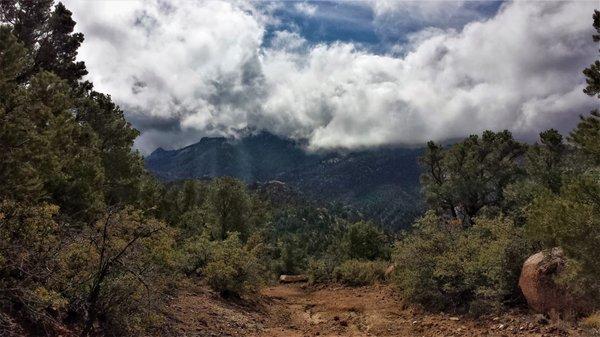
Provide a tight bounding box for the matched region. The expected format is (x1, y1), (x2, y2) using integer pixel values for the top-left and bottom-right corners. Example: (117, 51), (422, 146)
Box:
(294, 2), (318, 16)
(65, 0), (598, 153)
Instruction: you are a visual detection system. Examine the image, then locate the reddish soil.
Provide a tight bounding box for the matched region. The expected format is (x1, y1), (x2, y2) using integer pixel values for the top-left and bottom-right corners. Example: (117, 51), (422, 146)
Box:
(160, 283), (592, 337)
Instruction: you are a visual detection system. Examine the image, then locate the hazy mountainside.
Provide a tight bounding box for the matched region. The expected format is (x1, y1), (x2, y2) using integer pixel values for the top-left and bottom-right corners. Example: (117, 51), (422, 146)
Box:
(145, 132), (424, 229)
(146, 132), (319, 182)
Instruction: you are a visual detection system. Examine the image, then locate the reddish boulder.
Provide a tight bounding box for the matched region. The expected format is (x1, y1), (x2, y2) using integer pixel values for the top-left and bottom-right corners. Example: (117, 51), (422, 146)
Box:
(518, 248), (587, 317)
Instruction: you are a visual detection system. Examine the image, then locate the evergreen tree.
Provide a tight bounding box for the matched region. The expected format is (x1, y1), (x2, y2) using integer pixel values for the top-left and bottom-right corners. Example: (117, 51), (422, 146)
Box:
(570, 10), (600, 165)
(420, 131), (526, 223)
(0, 25), (37, 199)
(341, 221), (386, 260)
(0, 26), (103, 213)
(1, 1), (145, 208)
(420, 141), (456, 217)
(0, 0), (87, 84)
(525, 129), (566, 193)
(205, 177), (251, 240)
(75, 91), (145, 206)
(569, 110), (600, 165)
(582, 10), (600, 98)
(526, 10), (600, 308)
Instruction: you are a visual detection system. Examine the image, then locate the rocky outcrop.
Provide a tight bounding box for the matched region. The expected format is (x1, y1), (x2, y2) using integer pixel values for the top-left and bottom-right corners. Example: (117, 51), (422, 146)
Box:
(518, 248), (588, 317)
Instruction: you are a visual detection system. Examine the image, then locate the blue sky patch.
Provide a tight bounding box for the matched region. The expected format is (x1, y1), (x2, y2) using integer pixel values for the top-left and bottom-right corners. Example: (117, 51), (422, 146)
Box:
(261, 1), (505, 54)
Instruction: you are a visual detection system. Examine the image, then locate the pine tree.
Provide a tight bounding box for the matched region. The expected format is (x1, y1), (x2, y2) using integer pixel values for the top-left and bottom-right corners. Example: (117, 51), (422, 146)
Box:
(582, 10), (600, 98)
(419, 141), (456, 217)
(0, 25), (41, 200)
(2, 1), (151, 207)
(419, 131), (526, 223)
(525, 129), (566, 193)
(0, 0), (87, 85)
(570, 10), (600, 164)
(75, 91), (145, 206)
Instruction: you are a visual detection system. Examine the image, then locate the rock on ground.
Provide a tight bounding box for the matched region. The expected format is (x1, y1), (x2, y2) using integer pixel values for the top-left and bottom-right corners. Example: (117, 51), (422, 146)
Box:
(519, 247), (588, 317)
(279, 274), (308, 283)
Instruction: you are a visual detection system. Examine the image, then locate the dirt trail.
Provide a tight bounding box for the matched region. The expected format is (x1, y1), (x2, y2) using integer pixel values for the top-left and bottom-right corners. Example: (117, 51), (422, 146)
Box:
(162, 283), (587, 337)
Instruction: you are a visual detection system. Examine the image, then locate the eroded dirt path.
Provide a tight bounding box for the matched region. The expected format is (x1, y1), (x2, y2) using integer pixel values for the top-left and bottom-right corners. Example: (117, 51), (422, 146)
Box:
(162, 283), (587, 337)
(256, 283), (406, 337)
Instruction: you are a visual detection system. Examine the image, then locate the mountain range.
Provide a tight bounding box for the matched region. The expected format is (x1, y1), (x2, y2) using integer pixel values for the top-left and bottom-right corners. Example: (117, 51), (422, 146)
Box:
(145, 132), (424, 229)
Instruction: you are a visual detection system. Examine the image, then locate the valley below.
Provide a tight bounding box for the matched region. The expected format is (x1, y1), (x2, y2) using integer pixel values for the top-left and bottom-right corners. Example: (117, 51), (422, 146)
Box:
(160, 282), (589, 337)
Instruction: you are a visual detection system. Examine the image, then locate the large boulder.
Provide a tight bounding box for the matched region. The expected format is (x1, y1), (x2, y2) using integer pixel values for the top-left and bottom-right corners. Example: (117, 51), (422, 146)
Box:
(518, 248), (586, 317)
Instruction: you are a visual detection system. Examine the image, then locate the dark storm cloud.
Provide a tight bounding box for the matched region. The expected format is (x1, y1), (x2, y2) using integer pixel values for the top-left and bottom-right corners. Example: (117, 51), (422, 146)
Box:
(127, 113), (181, 133)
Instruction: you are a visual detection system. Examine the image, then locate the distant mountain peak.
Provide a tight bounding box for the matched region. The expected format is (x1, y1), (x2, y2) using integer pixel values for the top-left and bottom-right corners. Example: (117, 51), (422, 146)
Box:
(149, 147), (170, 157)
(144, 130), (425, 229)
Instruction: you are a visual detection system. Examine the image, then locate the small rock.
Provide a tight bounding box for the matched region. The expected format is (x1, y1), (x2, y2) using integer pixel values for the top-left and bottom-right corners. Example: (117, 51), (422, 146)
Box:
(449, 317), (460, 321)
(384, 264), (397, 278)
(534, 314), (549, 325)
(279, 274), (308, 283)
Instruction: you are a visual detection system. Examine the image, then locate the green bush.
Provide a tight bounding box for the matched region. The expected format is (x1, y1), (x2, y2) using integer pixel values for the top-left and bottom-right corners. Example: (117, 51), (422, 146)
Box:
(272, 235), (309, 275)
(392, 212), (531, 314)
(341, 221), (388, 260)
(58, 208), (178, 336)
(307, 258), (335, 284)
(526, 169), (600, 303)
(202, 233), (264, 297)
(180, 234), (212, 275)
(0, 201), (65, 333)
(333, 259), (388, 286)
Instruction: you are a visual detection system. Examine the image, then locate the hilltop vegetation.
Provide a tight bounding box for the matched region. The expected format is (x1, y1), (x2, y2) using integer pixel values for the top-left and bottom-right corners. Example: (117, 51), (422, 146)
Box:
(146, 131), (424, 230)
(0, 1), (598, 336)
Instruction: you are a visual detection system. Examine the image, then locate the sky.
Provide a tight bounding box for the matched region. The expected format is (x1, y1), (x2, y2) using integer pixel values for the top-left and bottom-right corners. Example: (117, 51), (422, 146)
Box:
(63, 0), (599, 153)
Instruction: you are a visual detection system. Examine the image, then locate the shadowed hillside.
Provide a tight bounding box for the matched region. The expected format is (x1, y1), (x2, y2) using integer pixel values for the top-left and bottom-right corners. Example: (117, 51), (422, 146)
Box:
(145, 132), (424, 229)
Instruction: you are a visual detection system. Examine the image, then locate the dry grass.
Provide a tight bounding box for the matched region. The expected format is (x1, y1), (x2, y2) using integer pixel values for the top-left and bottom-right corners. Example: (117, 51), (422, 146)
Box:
(582, 312), (600, 331)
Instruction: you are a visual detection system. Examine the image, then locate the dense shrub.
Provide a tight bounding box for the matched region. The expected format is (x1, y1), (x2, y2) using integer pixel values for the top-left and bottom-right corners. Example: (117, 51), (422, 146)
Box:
(0, 201), (65, 333)
(0, 203), (178, 336)
(392, 212), (531, 315)
(269, 205), (350, 273)
(307, 258), (336, 284)
(59, 208), (178, 336)
(341, 221), (388, 260)
(333, 260), (388, 286)
(526, 169), (600, 304)
(202, 233), (265, 297)
(180, 234), (213, 275)
(271, 235), (309, 275)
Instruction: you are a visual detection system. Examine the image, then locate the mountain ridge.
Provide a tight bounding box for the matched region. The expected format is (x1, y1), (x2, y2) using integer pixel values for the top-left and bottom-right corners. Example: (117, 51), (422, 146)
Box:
(145, 131), (424, 229)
